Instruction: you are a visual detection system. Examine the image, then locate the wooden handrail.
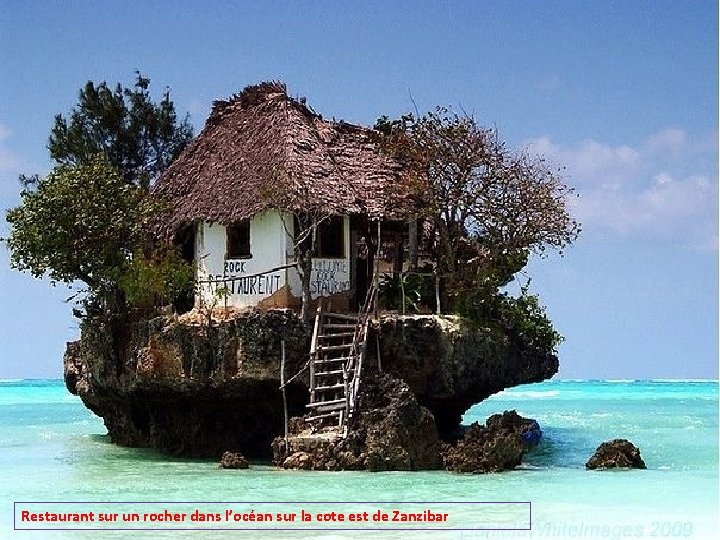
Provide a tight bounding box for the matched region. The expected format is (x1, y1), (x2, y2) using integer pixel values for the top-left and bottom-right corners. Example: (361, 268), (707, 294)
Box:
(309, 298), (323, 403)
(343, 273), (378, 431)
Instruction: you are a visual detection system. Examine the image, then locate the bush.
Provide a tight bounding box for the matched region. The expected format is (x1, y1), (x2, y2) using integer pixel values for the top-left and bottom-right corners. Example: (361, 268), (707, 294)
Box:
(455, 287), (563, 353)
(117, 249), (194, 312)
(379, 273), (435, 313)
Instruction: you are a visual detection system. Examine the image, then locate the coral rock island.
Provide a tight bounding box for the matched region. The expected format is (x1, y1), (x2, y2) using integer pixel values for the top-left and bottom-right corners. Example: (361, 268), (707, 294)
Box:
(64, 309), (557, 470)
(57, 83), (566, 472)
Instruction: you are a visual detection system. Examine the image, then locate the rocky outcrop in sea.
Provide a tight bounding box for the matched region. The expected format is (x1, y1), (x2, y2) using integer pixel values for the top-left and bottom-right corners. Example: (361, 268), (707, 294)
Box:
(586, 439), (647, 470)
(443, 410), (542, 473)
(219, 451), (249, 469)
(64, 310), (557, 459)
(272, 374), (442, 471)
(273, 376), (542, 474)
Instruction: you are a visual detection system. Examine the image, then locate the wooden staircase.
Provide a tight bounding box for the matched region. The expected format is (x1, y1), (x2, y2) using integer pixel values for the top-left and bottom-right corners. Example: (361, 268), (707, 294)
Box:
(305, 283), (377, 437)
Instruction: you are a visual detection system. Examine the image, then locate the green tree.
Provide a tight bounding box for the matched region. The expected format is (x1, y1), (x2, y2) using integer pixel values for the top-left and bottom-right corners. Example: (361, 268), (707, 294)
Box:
(5, 74), (195, 319)
(376, 108), (580, 297)
(6, 156), (147, 290)
(5, 155), (191, 315)
(118, 249), (194, 312)
(376, 108), (580, 351)
(49, 72), (193, 188)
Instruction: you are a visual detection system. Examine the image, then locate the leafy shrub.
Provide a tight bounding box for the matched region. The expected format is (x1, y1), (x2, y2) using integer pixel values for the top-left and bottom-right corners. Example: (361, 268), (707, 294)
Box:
(455, 286), (563, 353)
(378, 273), (436, 313)
(118, 249), (194, 312)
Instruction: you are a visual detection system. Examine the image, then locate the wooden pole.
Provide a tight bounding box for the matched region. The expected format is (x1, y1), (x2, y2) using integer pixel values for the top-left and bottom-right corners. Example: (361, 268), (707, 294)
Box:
(309, 299), (322, 403)
(408, 218), (418, 271)
(280, 339), (289, 449)
(435, 272), (441, 315)
(393, 230), (403, 274)
(374, 220), (380, 319)
(376, 332), (382, 373)
(400, 272), (406, 316)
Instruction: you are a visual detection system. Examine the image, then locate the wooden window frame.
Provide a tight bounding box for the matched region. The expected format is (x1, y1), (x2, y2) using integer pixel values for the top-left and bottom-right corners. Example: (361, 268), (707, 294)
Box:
(316, 216), (345, 259)
(226, 220), (252, 259)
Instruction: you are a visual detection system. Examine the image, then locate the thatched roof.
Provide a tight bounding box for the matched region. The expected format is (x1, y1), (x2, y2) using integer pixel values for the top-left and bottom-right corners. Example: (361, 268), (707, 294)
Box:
(154, 82), (409, 235)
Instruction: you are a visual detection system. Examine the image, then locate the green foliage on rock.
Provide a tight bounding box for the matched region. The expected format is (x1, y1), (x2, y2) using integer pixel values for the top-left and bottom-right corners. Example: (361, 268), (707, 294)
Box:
(500, 292), (564, 353)
(6, 156), (149, 289)
(379, 272), (435, 313)
(5, 155), (193, 315)
(455, 286), (564, 353)
(118, 250), (195, 312)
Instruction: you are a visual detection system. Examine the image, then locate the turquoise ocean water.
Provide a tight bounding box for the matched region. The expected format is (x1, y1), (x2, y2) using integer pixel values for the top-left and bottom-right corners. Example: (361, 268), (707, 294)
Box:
(0, 379), (717, 539)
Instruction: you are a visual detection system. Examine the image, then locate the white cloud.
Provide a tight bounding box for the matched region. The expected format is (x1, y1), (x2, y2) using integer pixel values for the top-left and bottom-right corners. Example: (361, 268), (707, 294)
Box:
(524, 129), (718, 249)
(577, 173), (714, 234)
(645, 128), (688, 156)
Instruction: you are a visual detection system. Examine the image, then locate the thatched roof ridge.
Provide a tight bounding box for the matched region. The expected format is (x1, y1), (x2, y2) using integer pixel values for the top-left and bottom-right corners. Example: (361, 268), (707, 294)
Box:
(154, 82), (409, 235)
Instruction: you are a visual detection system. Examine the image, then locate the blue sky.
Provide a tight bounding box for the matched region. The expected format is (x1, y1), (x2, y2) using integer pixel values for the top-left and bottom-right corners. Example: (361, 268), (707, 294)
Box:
(0, 1), (717, 379)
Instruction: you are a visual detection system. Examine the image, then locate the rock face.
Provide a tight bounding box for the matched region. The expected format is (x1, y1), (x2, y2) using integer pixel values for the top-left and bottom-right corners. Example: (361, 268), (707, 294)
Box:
(64, 310), (310, 458)
(586, 439), (647, 470)
(64, 311), (557, 459)
(220, 451), (249, 469)
(272, 374), (442, 471)
(486, 410), (543, 448)
(369, 316), (557, 439)
(272, 390), (543, 474)
(443, 410), (542, 473)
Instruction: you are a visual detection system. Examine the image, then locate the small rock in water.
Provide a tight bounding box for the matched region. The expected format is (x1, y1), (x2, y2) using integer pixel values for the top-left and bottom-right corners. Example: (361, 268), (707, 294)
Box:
(586, 439), (646, 470)
(220, 451), (249, 469)
(443, 410), (542, 474)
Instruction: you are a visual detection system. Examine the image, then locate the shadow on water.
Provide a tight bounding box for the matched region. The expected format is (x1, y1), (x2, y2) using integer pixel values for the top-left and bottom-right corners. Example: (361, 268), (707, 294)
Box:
(83, 434), (276, 467)
(88, 433), (111, 443)
(521, 426), (594, 469)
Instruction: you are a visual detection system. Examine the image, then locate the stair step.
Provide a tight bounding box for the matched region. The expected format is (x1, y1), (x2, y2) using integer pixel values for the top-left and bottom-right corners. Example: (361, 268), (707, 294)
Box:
(314, 383), (346, 392)
(317, 344), (353, 352)
(322, 323), (357, 330)
(309, 402), (347, 413)
(316, 369), (345, 376)
(314, 356), (352, 364)
(306, 411), (342, 422)
(306, 398), (346, 408)
(323, 312), (358, 321)
(318, 332), (355, 339)
(306, 286), (376, 431)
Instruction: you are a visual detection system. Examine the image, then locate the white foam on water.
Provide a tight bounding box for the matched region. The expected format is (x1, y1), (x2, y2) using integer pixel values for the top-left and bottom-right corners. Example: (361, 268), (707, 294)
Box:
(500, 390), (560, 398)
(650, 378), (718, 383)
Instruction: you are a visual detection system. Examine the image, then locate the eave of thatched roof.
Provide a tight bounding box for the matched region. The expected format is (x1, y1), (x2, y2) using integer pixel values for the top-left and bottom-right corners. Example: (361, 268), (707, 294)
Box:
(153, 81), (411, 236)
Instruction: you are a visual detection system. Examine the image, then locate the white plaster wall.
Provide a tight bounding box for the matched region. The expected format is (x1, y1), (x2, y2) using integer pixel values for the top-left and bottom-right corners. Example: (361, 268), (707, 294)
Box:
(195, 211), (289, 308)
(287, 216), (351, 299)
